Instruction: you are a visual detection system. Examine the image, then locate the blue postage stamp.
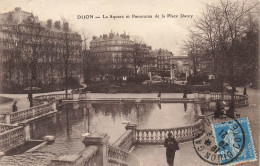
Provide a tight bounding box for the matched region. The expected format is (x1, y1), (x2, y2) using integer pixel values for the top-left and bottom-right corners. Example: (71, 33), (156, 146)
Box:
(212, 117), (256, 165)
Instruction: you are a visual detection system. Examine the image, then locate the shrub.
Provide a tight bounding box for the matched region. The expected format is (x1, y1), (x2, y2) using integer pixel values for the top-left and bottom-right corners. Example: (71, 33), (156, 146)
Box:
(127, 74), (149, 84)
(188, 73), (208, 85)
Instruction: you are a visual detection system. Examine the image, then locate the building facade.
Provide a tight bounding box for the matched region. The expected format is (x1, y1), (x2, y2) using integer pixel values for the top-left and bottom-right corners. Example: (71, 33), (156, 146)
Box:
(150, 49), (173, 77)
(0, 8), (82, 88)
(89, 32), (135, 79)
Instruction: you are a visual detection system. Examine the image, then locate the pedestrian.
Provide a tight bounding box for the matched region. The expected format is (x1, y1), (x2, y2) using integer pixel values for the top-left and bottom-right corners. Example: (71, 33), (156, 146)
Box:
(214, 100), (222, 118)
(164, 132), (179, 166)
(157, 91), (161, 101)
(27, 92), (33, 107)
(243, 86), (247, 96)
(12, 101), (17, 112)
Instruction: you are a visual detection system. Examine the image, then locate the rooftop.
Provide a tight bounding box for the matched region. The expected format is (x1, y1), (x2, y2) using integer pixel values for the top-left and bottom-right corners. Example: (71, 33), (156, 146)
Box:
(91, 31), (132, 43)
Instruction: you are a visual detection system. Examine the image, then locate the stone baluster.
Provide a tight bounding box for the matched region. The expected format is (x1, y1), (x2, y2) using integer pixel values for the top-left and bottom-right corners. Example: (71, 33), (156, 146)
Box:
(150, 131), (154, 142)
(82, 133), (110, 166)
(155, 130), (158, 141)
(146, 131), (149, 142)
(159, 131), (163, 141)
(164, 130), (168, 139)
(141, 131), (145, 142)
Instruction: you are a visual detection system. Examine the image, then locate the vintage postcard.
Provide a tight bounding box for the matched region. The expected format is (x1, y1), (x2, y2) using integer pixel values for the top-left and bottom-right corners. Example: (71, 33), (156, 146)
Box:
(0, 0), (259, 165)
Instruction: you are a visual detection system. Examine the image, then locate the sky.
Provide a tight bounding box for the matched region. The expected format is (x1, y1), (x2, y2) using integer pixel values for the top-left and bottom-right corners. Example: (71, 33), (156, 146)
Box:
(0, 0), (229, 56)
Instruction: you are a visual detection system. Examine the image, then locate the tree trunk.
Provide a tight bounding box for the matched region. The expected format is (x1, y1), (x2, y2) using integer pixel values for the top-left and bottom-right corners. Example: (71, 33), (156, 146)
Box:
(65, 61), (68, 98)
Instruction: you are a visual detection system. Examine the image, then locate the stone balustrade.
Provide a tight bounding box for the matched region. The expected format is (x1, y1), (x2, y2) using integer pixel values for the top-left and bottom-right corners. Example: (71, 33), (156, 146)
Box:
(210, 93), (248, 107)
(0, 101), (57, 154)
(113, 130), (134, 151)
(0, 126), (25, 153)
(0, 123), (17, 133)
(0, 102), (55, 124)
(108, 144), (128, 166)
(34, 93), (73, 103)
(135, 120), (204, 144)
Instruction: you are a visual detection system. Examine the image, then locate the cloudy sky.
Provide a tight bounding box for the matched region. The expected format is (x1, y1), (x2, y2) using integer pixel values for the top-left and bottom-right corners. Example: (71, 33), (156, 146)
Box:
(0, 0), (226, 56)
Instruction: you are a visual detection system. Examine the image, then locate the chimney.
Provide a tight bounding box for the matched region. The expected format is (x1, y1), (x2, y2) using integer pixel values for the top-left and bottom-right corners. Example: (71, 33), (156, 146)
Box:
(103, 34), (108, 39)
(47, 19), (52, 28)
(54, 21), (61, 30)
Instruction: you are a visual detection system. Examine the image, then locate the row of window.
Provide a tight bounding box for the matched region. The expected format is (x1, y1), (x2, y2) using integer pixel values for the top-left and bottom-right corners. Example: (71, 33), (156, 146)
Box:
(0, 24), (81, 41)
(91, 40), (133, 47)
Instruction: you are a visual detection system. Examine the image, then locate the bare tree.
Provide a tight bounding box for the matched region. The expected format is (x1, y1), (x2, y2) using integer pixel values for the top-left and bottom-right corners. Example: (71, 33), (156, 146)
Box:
(129, 37), (153, 76)
(60, 18), (82, 97)
(22, 15), (45, 106)
(183, 33), (205, 76)
(185, 0), (259, 117)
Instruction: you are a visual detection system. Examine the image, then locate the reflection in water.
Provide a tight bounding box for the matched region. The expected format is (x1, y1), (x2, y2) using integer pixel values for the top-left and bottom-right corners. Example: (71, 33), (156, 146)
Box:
(158, 103), (161, 109)
(184, 103), (187, 112)
(66, 107), (70, 138)
(30, 102), (197, 143)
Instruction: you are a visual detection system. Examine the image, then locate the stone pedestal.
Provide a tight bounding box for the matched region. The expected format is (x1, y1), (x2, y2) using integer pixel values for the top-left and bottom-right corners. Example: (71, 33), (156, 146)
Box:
(125, 123), (137, 143)
(193, 91), (199, 100)
(148, 72), (152, 80)
(198, 92), (206, 100)
(19, 122), (31, 141)
(86, 91), (91, 99)
(125, 123), (137, 130)
(205, 91), (211, 102)
(82, 133), (110, 166)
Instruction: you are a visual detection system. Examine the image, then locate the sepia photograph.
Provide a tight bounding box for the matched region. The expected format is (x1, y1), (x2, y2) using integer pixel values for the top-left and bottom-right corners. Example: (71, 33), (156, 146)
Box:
(0, 0), (259, 165)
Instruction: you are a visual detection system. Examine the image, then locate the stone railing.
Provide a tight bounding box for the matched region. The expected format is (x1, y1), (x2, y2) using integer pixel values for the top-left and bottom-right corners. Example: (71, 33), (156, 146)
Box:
(210, 93), (248, 107)
(78, 91), (91, 99)
(1, 102), (56, 124)
(0, 115), (5, 123)
(0, 123), (17, 133)
(0, 126), (25, 153)
(50, 145), (98, 166)
(33, 93), (73, 104)
(108, 144), (128, 166)
(113, 130), (134, 152)
(135, 120), (204, 144)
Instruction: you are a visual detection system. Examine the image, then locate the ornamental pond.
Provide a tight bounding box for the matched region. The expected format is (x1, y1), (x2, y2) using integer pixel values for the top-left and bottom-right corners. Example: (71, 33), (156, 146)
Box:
(7, 101), (199, 156)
